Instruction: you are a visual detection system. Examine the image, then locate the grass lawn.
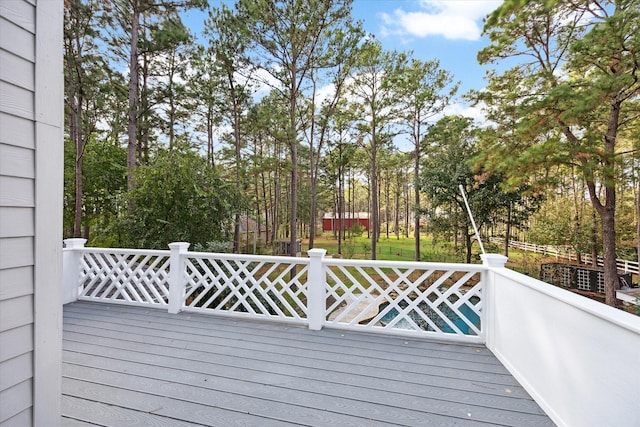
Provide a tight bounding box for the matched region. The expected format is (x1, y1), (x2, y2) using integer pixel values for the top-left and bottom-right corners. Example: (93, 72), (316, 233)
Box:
(305, 233), (548, 277)
(307, 234), (468, 263)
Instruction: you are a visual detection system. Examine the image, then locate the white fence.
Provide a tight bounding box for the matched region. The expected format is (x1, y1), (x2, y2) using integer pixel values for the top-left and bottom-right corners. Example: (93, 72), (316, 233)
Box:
(487, 267), (640, 427)
(490, 237), (640, 275)
(63, 239), (488, 343)
(62, 238), (640, 427)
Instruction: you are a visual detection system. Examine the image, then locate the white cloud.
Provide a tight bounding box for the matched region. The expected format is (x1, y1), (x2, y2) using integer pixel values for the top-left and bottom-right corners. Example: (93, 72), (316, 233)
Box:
(442, 101), (488, 124)
(380, 0), (502, 41)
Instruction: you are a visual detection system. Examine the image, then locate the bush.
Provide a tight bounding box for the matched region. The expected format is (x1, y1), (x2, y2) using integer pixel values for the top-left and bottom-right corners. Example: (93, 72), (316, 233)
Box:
(349, 223), (364, 237)
(193, 241), (233, 253)
(118, 146), (241, 249)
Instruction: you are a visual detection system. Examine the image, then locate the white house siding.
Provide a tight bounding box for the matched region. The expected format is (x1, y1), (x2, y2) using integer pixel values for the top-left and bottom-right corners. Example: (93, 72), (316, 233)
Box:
(0, 0), (63, 425)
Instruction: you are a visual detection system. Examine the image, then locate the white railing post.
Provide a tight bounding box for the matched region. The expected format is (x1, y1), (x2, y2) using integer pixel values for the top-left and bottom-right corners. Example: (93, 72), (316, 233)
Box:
(481, 253), (508, 347)
(481, 253), (508, 269)
(307, 248), (327, 331)
(62, 238), (87, 304)
(168, 242), (190, 314)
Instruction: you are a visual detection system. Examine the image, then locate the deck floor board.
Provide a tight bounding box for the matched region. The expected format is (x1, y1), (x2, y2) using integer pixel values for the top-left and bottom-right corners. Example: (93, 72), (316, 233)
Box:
(62, 301), (555, 427)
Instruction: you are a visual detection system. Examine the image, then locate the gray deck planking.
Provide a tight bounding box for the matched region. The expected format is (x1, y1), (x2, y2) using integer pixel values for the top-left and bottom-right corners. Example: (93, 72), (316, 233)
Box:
(62, 301), (555, 427)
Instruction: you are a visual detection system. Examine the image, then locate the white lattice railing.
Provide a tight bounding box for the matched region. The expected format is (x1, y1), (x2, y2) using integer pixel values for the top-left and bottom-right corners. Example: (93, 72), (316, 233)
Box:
(64, 243), (171, 307)
(324, 259), (485, 341)
(182, 250), (310, 324)
(63, 239), (500, 342)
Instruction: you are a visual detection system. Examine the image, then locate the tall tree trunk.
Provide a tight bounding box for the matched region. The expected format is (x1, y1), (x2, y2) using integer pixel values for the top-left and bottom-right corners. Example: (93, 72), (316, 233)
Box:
(414, 127), (421, 260)
(288, 71), (298, 257)
(308, 80), (317, 251)
(262, 168), (269, 245)
(370, 133), (378, 260)
(591, 209), (598, 268)
(70, 102), (83, 238)
(127, 0), (140, 195)
(404, 174), (410, 239)
(465, 229), (472, 264)
(394, 173), (400, 240)
(570, 166), (583, 263)
(637, 171), (640, 280)
(206, 107), (214, 167)
(567, 99), (620, 306)
(385, 172), (390, 239)
(230, 75), (242, 254)
(601, 203), (617, 306)
(504, 201), (512, 257)
(168, 52), (176, 149)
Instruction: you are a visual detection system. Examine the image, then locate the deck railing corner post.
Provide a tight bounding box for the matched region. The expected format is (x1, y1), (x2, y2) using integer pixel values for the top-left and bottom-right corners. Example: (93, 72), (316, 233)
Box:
(480, 253), (507, 347)
(62, 238), (87, 304)
(307, 248), (327, 331)
(480, 253), (508, 269)
(168, 242), (190, 314)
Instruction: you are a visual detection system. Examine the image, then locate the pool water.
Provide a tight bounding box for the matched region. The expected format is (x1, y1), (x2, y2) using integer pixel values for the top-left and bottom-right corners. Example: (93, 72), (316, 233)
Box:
(378, 300), (480, 335)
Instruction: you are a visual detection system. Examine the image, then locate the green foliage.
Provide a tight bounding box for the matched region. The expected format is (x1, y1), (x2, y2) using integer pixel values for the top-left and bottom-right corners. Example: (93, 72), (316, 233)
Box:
(193, 241), (233, 253)
(476, 0), (640, 304)
(63, 137), (128, 240)
(117, 146), (241, 249)
(349, 223), (364, 237)
(342, 240), (356, 259)
(362, 241), (371, 255)
(420, 116), (541, 262)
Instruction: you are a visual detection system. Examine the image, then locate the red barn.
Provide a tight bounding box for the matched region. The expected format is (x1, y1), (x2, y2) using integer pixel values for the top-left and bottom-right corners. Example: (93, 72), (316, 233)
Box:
(322, 212), (370, 232)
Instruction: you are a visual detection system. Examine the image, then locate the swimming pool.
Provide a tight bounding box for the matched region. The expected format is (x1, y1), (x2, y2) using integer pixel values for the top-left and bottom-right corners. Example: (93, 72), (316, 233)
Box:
(378, 299), (481, 335)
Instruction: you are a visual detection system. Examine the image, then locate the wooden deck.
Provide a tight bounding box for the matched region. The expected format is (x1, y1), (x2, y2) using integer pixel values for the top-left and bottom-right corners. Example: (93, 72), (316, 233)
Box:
(61, 301), (554, 427)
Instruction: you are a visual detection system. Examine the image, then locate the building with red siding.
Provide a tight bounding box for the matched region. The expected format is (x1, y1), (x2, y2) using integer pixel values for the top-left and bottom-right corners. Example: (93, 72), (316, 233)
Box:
(322, 212), (370, 232)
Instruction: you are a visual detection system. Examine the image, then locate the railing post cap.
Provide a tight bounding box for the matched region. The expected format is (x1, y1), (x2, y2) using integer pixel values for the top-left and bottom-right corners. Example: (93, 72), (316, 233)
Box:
(64, 238), (87, 249)
(168, 242), (190, 250)
(308, 248), (327, 258)
(481, 253), (508, 268)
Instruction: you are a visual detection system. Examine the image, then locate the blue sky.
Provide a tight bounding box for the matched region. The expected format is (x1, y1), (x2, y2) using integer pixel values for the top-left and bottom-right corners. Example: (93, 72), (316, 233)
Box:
(185, 0), (501, 93)
(351, 0), (502, 94)
(183, 0), (503, 137)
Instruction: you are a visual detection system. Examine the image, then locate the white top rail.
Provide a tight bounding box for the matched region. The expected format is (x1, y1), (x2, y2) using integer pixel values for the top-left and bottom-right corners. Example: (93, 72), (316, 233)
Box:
(186, 250), (310, 264)
(65, 246), (171, 257)
(325, 257), (487, 272)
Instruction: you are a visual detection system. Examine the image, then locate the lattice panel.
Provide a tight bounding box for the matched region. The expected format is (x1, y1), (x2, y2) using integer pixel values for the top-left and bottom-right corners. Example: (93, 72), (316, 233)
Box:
(79, 251), (171, 305)
(325, 262), (483, 338)
(183, 255), (309, 321)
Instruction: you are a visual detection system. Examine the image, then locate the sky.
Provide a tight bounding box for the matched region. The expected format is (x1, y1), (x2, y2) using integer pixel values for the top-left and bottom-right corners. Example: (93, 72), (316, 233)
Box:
(183, 0), (504, 145)
(350, 0), (503, 121)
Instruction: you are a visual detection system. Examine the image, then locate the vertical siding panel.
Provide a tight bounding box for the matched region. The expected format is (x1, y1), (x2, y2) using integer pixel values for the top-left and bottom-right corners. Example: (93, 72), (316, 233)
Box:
(33, 0), (64, 425)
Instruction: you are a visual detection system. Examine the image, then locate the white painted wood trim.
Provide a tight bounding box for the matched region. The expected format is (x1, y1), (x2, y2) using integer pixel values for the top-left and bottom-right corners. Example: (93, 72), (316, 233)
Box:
(33, 0), (64, 425)
(306, 248), (326, 330)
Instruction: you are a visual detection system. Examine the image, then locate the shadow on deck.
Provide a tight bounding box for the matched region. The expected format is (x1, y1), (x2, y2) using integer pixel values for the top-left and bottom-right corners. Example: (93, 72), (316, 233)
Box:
(61, 301), (554, 426)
